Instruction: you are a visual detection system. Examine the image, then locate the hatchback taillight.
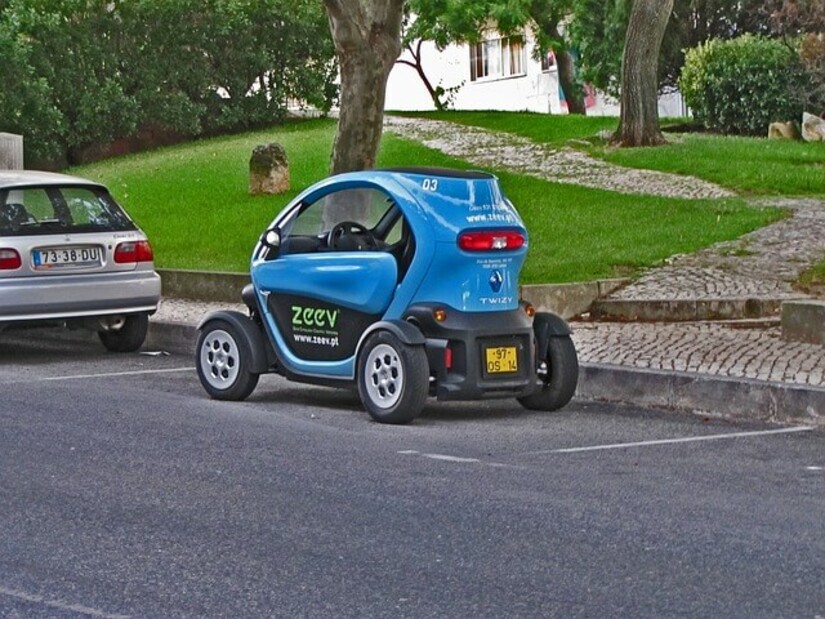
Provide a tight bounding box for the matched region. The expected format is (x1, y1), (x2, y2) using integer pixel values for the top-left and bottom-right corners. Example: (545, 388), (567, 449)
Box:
(114, 240), (154, 263)
(458, 230), (525, 251)
(0, 248), (22, 270)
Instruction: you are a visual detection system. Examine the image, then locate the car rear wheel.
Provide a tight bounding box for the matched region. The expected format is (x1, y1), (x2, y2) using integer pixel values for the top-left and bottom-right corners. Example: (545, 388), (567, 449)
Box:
(98, 313), (149, 353)
(518, 335), (579, 412)
(357, 331), (428, 424)
(196, 320), (259, 401)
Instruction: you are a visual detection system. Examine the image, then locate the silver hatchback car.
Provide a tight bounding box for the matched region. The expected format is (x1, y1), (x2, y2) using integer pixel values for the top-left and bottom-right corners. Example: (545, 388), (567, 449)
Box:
(0, 170), (161, 351)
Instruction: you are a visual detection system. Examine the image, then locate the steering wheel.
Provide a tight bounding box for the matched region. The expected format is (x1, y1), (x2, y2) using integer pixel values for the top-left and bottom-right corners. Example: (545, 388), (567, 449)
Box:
(327, 221), (377, 250)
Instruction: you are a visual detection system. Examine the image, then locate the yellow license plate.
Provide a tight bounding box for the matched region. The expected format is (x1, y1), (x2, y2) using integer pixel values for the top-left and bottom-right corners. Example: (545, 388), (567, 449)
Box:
(485, 346), (518, 374)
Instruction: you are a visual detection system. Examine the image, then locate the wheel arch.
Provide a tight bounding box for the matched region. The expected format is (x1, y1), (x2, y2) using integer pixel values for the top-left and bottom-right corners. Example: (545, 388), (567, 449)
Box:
(355, 319), (426, 361)
(533, 311), (573, 361)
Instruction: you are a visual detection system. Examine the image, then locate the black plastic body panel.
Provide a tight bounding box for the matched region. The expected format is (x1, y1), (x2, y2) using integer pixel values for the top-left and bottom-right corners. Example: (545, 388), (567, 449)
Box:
(404, 303), (539, 401)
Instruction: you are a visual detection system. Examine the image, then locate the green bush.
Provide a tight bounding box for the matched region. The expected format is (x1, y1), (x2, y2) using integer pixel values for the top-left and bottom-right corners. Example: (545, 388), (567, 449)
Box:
(0, 0), (336, 167)
(680, 35), (810, 136)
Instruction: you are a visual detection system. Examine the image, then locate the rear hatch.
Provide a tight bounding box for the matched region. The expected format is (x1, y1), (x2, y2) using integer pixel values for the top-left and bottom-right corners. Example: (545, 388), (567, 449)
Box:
(0, 184), (152, 278)
(395, 169), (528, 313)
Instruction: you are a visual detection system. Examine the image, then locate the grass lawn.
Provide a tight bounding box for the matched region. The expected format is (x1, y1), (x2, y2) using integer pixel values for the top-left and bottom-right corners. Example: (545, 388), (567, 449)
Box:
(396, 111), (825, 197)
(73, 118), (781, 284)
(797, 259), (825, 298)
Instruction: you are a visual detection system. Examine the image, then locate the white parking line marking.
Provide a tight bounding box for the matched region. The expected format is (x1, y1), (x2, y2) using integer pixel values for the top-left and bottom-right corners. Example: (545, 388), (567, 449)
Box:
(399, 450), (479, 463)
(0, 585), (130, 618)
(37, 367), (195, 382)
(398, 449), (523, 469)
(531, 426), (815, 455)
(421, 453), (481, 463)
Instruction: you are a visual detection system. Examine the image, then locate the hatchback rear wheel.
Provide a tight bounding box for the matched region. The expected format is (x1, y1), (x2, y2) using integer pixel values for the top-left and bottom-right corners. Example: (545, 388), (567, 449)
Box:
(98, 313), (148, 353)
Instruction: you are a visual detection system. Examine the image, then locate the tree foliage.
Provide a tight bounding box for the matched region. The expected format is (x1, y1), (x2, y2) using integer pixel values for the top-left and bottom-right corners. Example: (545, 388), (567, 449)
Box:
(570, 0), (772, 97)
(0, 0), (336, 166)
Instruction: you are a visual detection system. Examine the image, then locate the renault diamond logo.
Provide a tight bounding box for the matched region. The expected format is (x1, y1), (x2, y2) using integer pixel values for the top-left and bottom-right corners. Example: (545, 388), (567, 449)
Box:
(489, 270), (503, 293)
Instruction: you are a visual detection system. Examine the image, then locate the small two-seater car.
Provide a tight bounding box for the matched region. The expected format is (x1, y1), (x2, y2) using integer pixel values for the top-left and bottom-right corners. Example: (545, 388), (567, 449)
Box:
(196, 167), (578, 423)
(0, 170), (161, 351)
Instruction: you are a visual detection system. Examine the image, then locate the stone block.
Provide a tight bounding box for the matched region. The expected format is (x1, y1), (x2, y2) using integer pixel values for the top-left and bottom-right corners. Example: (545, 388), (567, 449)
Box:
(768, 121), (800, 140)
(249, 143), (290, 195)
(781, 300), (825, 345)
(801, 112), (825, 142)
(0, 133), (24, 170)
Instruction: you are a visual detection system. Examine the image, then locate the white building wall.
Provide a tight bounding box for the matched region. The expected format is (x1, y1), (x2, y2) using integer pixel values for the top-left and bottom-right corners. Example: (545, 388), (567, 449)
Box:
(386, 33), (563, 114)
(386, 33), (687, 118)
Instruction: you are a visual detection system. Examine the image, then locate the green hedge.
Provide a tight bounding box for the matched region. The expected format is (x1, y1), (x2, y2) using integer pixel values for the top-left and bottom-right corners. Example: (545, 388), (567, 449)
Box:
(680, 35), (810, 136)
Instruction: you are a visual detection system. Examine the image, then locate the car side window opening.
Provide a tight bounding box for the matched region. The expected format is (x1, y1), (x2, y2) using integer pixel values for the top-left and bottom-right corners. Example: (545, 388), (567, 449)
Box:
(280, 187), (413, 259)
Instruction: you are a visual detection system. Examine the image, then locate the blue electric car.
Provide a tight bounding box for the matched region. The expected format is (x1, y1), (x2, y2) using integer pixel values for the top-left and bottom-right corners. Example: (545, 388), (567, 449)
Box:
(195, 167), (578, 423)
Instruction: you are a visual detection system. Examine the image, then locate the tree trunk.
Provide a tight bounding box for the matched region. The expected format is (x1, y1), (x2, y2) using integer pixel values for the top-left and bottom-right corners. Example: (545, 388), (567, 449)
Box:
(616, 0), (674, 146)
(547, 24), (586, 116)
(324, 0), (404, 174)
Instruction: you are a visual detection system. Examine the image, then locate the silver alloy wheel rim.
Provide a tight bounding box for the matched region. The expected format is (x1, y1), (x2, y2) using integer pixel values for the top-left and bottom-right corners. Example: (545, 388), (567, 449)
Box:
(200, 329), (240, 390)
(365, 343), (404, 409)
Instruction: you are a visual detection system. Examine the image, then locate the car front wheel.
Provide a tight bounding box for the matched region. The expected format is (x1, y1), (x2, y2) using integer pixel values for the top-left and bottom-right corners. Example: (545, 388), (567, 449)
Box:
(357, 331), (428, 424)
(196, 320), (259, 401)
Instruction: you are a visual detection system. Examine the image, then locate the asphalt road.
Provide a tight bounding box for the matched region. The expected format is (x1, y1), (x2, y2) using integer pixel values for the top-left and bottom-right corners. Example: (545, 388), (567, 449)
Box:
(1, 330), (824, 618)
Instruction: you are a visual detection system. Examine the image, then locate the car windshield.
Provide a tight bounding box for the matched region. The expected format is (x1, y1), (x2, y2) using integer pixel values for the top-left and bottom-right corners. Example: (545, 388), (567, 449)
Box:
(0, 185), (136, 236)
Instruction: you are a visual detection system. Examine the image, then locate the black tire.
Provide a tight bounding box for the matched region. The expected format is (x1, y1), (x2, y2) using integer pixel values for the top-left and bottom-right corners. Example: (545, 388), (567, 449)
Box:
(518, 335), (579, 412)
(196, 319), (259, 401)
(98, 313), (149, 353)
(357, 330), (429, 424)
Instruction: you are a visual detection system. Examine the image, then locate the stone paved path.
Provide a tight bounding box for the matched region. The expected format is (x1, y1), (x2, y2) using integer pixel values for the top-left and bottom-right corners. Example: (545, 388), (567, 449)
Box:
(385, 116), (734, 200)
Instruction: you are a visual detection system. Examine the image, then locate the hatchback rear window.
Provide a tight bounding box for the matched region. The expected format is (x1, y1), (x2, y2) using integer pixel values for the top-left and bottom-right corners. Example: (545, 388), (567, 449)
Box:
(0, 185), (136, 236)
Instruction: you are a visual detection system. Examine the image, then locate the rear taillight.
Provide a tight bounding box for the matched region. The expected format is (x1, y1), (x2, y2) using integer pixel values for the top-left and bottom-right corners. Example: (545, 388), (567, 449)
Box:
(0, 248), (22, 270)
(114, 240), (154, 263)
(458, 230), (525, 251)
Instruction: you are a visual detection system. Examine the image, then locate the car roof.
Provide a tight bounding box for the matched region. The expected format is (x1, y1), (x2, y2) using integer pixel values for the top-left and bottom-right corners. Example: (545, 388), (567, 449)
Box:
(379, 167), (494, 180)
(0, 170), (104, 190)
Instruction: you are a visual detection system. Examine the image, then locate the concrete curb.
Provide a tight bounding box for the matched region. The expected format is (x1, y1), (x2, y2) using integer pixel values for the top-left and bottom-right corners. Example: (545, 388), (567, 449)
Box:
(520, 279), (628, 319)
(577, 363), (824, 426)
(158, 269), (250, 304)
(146, 319), (824, 425)
(589, 298), (799, 321)
(146, 320), (199, 356)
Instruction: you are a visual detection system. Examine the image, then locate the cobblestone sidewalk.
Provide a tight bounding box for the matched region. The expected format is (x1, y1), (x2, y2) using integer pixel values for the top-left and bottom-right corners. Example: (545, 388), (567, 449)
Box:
(572, 320), (824, 388)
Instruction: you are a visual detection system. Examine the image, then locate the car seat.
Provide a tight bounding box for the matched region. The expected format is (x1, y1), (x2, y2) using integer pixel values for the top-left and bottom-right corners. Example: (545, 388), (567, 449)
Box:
(0, 203), (33, 231)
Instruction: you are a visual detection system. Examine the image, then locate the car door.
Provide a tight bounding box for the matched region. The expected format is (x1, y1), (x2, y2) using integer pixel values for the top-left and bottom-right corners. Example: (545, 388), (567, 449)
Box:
(252, 186), (400, 364)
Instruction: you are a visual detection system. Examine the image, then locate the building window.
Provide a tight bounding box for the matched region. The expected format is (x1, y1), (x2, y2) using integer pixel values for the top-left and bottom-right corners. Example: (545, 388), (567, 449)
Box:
(540, 50), (557, 72)
(469, 34), (526, 81)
